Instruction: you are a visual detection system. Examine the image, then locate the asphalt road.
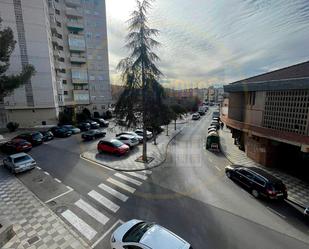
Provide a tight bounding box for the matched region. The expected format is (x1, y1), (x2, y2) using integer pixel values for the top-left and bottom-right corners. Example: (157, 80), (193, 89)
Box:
(10, 111), (309, 249)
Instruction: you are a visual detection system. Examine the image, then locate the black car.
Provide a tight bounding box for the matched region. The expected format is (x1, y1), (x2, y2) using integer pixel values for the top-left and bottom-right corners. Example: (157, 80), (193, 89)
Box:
(0, 139), (32, 154)
(14, 132), (44, 145)
(86, 120), (100, 129)
(49, 127), (72, 138)
(225, 165), (288, 200)
(92, 118), (109, 127)
(40, 131), (54, 141)
(82, 129), (106, 141)
(77, 122), (91, 131)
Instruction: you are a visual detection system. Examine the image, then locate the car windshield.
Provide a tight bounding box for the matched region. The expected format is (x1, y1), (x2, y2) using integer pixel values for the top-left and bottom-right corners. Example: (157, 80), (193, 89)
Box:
(14, 155), (31, 163)
(123, 222), (154, 242)
(33, 133), (43, 139)
(111, 140), (124, 147)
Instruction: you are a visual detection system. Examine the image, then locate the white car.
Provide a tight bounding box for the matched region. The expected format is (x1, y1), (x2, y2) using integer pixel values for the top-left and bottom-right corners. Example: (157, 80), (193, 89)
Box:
(116, 132), (143, 143)
(111, 219), (192, 249)
(116, 135), (139, 147)
(192, 113), (200, 120)
(3, 153), (36, 174)
(134, 129), (153, 139)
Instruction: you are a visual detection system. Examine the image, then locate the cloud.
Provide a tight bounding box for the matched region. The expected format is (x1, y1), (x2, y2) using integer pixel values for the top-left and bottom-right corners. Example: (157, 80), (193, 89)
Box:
(106, 0), (309, 88)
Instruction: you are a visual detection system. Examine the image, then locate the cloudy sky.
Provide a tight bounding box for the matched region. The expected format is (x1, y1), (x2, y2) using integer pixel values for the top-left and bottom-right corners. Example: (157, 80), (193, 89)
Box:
(105, 0), (309, 89)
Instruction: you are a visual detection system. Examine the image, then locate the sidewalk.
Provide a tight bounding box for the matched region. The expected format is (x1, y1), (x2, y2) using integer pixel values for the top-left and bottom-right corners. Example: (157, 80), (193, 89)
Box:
(0, 170), (88, 249)
(219, 127), (309, 209)
(81, 120), (187, 171)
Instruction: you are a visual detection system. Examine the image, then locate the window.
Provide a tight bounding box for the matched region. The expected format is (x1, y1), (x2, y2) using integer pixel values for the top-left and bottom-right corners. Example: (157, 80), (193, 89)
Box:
(56, 21), (61, 27)
(58, 57), (65, 62)
(64, 91), (68, 95)
(58, 46), (63, 51)
(62, 80), (67, 84)
(55, 9), (60, 15)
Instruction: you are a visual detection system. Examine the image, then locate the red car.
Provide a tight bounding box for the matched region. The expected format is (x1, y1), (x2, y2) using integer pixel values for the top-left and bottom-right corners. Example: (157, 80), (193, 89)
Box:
(0, 139), (32, 154)
(97, 139), (129, 156)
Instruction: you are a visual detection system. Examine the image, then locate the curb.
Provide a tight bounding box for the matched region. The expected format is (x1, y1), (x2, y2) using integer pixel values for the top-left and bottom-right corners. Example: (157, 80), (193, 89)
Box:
(80, 126), (185, 172)
(218, 131), (307, 210)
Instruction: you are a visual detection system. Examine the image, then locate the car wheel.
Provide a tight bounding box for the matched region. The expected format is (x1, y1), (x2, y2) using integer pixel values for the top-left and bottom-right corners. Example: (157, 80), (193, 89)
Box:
(252, 189), (260, 198)
(226, 171), (231, 178)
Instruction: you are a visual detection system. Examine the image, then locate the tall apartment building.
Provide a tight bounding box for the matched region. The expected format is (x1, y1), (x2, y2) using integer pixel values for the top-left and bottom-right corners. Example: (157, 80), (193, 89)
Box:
(222, 61), (309, 179)
(0, 0), (111, 128)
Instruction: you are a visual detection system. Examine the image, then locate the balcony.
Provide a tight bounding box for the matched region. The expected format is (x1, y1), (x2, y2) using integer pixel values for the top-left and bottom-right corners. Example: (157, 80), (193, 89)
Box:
(66, 7), (83, 17)
(73, 90), (90, 105)
(70, 55), (86, 64)
(52, 36), (64, 46)
(68, 34), (86, 51)
(65, 0), (81, 7)
(71, 69), (88, 84)
(67, 20), (84, 31)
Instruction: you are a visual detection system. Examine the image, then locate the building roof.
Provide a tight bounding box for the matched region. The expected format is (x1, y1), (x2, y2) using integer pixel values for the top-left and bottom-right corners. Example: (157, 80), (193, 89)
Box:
(224, 61), (309, 92)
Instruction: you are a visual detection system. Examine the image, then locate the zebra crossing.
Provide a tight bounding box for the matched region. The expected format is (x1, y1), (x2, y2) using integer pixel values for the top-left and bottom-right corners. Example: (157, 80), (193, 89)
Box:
(59, 170), (152, 244)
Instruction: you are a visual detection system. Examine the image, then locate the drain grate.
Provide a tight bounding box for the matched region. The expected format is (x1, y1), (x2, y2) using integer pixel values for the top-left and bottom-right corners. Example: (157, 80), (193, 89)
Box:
(28, 236), (40, 245)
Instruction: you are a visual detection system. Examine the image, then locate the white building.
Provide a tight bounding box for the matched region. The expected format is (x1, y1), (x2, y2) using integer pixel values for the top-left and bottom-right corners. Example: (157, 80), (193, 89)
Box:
(0, 0), (111, 128)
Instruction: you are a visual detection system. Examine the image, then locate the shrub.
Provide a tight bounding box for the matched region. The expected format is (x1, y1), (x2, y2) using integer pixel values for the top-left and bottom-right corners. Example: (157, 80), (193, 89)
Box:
(7, 122), (19, 132)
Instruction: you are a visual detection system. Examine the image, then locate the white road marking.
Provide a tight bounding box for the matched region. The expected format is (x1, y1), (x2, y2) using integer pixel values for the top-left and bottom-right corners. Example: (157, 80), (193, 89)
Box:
(45, 188), (74, 203)
(98, 183), (128, 202)
(61, 210), (97, 241)
(107, 178), (136, 193)
(54, 178), (61, 183)
(91, 220), (124, 248)
(67, 186), (74, 191)
(36, 166), (41, 170)
(266, 206), (286, 219)
(88, 190), (120, 213)
(44, 171), (50, 175)
(114, 173), (142, 186)
(215, 166), (222, 171)
(75, 199), (109, 225)
(126, 172), (148, 180)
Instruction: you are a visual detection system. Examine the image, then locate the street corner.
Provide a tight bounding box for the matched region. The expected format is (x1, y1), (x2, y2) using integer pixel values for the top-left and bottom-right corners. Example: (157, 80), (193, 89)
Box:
(81, 146), (165, 172)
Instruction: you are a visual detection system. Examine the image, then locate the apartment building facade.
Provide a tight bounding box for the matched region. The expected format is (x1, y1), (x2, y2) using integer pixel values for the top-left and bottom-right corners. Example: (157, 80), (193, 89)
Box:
(222, 61), (309, 179)
(0, 0), (111, 128)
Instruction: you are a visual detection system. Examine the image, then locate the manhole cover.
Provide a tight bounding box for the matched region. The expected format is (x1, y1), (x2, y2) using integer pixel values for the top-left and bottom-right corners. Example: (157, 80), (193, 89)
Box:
(28, 236), (40, 245)
(55, 206), (67, 214)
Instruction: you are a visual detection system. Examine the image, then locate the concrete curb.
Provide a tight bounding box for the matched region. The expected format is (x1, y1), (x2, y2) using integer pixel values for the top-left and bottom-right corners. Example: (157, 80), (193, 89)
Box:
(218, 130), (307, 209)
(81, 126), (185, 172)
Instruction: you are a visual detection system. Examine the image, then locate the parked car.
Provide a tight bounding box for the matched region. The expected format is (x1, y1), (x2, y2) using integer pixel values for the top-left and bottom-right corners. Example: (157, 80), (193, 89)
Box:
(86, 120), (100, 129)
(49, 127), (72, 138)
(225, 165), (288, 200)
(0, 139), (32, 154)
(208, 125), (217, 131)
(116, 132), (143, 143)
(116, 134), (139, 148)
(304, 207), (309, 217)
(82, 129), (106, 141)
(212, 111), (220, 118)
(40, 130), (54, 141)
(92, 118), (109, 127)
(61, 125), (81, 134)
(210, 121), (220, 129)
(3, 153), (36, 174)
(77, 122), (91, 131)
(110, 219), (192, 249)
(192, 113), (200, 120)
(134, 129), (153, 139)
(207, 127), (217, 133)
(15, 132), (44, 145)
(97, 139), (129, 156)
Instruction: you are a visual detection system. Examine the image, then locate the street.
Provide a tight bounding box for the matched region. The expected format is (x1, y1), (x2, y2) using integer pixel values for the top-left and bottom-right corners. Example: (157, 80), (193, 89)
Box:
(11, 110), (309, 249)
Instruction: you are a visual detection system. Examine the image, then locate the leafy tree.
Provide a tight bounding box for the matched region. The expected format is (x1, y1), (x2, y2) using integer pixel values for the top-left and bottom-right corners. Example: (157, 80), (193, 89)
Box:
(115, 0), (165, 162)
(0, 17), (35, 101)
(170, 104), (187, 130)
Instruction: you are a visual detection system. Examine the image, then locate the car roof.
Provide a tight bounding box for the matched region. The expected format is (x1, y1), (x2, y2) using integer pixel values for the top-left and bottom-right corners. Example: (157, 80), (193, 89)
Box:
(140, 225), (189, 249)
(9, 152), (29, 159)
(119, 134), (135, 139)
(246, 167), (282, 183)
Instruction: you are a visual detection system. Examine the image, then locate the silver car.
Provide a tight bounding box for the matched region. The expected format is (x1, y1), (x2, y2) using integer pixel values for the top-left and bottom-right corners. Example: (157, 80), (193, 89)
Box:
(3, 153), (36, 174)
(116, 135), (139, 148)
(111, 219), (192, 249)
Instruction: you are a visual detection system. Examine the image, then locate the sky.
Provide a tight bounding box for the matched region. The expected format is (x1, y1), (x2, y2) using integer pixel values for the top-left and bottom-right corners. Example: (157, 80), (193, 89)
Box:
(105, 0), (309, 89)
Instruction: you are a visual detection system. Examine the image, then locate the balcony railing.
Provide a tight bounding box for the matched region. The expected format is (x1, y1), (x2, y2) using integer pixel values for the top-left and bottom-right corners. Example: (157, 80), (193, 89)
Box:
(52, 36), (64, 46)
(66, 7), (83, 17)
(70, 55), (86, 64)
(68, 34), (86, 51)
(73, 90), (90, 104)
